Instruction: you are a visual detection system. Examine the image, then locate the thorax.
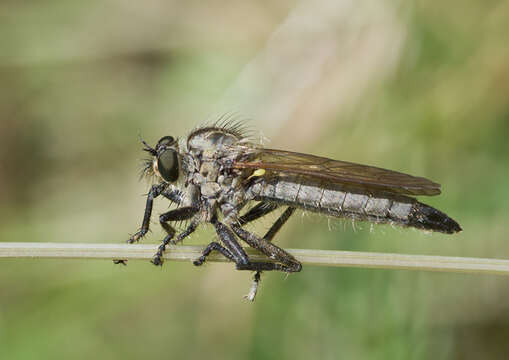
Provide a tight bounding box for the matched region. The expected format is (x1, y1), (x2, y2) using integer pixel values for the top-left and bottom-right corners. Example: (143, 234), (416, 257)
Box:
(182, 127), (249, 221)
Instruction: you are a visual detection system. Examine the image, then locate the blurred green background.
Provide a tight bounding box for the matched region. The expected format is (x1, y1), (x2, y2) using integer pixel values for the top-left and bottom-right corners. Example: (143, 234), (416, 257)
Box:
(1, 1), (509, 359)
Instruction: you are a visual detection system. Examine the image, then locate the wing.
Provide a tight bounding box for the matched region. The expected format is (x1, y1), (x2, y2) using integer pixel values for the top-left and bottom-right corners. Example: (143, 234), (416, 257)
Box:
(233, 148), (441, 196)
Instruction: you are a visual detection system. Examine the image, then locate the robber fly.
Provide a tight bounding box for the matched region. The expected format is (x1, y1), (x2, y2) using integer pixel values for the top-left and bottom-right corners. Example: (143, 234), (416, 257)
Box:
(128, 119), (461, 300)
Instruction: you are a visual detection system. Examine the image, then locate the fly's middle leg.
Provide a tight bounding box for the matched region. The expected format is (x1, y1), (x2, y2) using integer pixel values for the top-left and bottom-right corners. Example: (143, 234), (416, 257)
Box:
(151, 206), (199, 266)
(197, 218), (296, 274)
(194, 203), (294, 267)
(194, 217), (259, 268)
(194, 207), (297, 301)
(193, 242), (236, 266)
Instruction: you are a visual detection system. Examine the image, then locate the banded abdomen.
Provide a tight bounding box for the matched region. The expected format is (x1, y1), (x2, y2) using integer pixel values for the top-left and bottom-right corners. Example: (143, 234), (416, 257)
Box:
(246, 175), (461, 234)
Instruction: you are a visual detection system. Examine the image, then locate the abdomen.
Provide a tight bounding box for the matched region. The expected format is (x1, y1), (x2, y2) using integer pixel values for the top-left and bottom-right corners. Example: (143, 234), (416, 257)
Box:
(246, 175), (461, 234)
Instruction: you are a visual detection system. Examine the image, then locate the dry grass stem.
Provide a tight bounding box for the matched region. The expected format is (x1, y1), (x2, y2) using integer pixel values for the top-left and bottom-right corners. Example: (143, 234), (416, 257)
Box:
(1, 242), (508, 276)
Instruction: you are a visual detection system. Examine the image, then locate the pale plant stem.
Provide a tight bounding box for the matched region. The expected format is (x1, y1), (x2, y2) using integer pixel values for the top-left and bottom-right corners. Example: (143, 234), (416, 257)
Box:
(1, 242), (509, 276)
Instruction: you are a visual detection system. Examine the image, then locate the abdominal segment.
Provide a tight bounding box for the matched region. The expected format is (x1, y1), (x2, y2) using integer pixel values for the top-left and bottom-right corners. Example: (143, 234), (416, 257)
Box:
(246, 175), (461, 234)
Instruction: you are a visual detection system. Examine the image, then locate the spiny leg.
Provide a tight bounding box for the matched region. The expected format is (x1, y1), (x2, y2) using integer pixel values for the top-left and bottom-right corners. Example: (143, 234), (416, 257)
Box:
(238, 202), (279, 225)
(193, 206), (297, 300)
(230, 220), (302, 273)
(194, 205), (297, 300)
(196, 202), (282, 265)
(162, 188), (184, 204)
(193, 242), (235, 266)
(213, 219), (250, 266)
(193, 204), (284, 265)
(193, 211), (261, 266)
(194, 217), (266, 268)
(263, 207), (295, 242)
(151, 206), (199, 266)
(193, 203), (279, 267)
(236, 208), (299, 301)
(212, 223), (296, 272)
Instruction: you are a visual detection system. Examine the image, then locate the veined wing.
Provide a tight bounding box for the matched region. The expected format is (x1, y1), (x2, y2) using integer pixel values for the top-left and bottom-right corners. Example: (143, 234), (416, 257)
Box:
(233, 148), (441, 196)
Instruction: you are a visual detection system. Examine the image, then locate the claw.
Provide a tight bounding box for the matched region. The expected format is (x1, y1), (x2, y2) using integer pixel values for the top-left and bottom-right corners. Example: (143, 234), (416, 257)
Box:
(151, 256), (164, 266)
(193, 257), (205, 266)
(127, 230), (146, 244)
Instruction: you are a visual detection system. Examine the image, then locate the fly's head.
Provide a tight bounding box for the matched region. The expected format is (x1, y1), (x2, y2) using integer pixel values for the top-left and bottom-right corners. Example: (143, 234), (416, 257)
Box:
(141, 136), (180, 184)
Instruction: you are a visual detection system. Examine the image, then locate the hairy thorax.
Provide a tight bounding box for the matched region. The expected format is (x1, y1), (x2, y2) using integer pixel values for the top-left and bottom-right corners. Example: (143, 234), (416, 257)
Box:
(184, 127), (250, 223)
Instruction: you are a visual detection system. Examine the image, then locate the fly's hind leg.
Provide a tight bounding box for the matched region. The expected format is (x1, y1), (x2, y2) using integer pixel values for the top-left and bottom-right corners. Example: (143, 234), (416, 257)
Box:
(262, 207), (295, 243)
(238, 202), (279, 225)
(230, 211), (301, 273)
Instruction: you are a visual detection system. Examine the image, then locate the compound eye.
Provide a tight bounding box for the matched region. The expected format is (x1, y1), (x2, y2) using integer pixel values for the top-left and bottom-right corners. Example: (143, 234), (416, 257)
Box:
(157, 136), (175, 148)
(157, 149), (179, 182)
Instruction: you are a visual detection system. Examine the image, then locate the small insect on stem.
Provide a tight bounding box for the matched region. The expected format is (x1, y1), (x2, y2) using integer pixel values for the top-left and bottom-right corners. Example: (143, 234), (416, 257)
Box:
(126, 117), (461, 300)
(244, 271), (262, 302)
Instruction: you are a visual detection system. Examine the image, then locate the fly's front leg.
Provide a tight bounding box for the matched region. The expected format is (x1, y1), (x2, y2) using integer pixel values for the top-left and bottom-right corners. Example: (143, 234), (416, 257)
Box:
(162, 188), (184, 204)
(151, 206), (199, 266)
(127, 183), (166, 243)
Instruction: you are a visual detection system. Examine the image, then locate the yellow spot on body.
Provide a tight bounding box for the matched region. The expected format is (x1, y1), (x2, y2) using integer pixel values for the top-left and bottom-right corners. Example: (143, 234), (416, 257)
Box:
(247, 168), (266, 180)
